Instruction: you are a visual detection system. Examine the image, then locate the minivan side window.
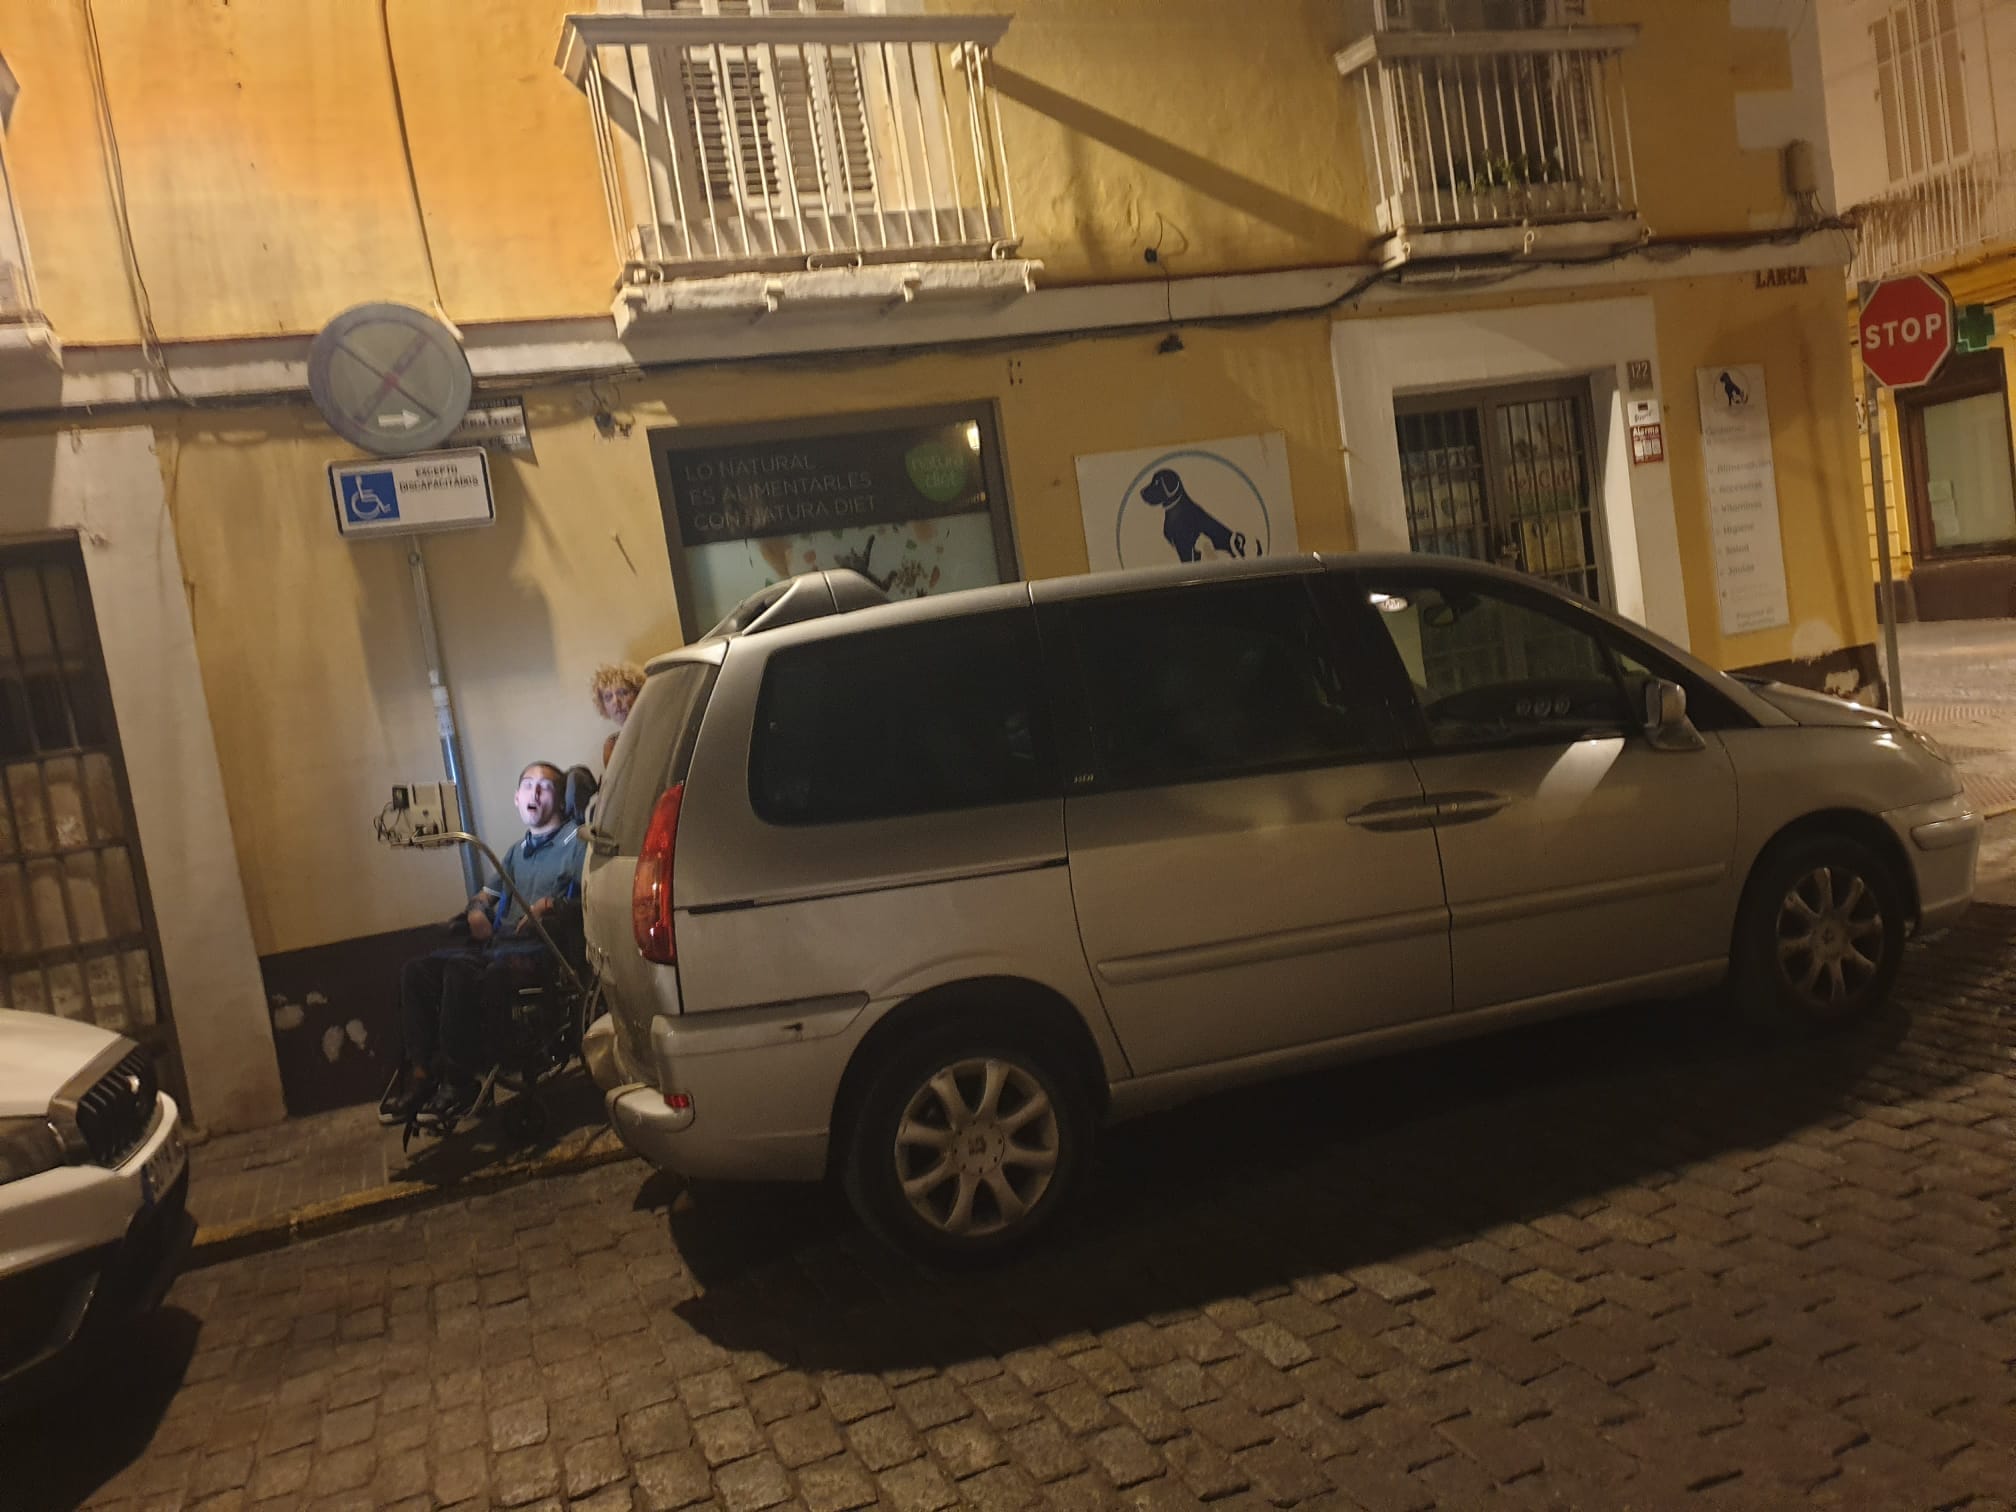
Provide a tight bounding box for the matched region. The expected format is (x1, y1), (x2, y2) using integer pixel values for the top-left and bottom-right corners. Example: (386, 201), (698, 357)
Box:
(1066, 579), (1391, 789)
(1364, 578), (1631, 747)
(599, 663), (714, 855)
(751, 611), (1054, 826)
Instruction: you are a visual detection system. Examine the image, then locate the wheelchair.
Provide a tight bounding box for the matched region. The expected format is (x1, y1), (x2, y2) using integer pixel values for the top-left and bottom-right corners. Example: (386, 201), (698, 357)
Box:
(379, 765), (603, 1150)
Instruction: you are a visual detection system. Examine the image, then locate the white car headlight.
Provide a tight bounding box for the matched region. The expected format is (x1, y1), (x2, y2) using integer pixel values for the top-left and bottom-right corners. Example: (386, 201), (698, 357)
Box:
(0, 1116), (65, 1185)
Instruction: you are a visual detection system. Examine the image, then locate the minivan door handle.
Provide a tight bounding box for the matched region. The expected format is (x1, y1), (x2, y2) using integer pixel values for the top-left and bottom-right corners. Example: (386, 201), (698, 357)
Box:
(1346, 797), (1441, 832)
(1428, 790), (1510, 825)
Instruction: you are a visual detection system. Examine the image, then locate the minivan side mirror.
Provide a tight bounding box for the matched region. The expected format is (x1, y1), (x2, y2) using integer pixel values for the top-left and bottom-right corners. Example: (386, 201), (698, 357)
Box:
(1641, 677), (1705, 752)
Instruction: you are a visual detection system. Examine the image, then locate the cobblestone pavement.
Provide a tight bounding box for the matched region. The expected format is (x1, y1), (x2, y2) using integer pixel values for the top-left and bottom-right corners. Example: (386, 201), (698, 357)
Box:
(9, 912), (2016, 1512)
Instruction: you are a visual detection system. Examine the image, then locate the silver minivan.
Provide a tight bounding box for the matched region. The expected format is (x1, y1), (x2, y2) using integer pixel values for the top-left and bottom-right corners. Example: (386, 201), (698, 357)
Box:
(582, 556), (1978, 1260)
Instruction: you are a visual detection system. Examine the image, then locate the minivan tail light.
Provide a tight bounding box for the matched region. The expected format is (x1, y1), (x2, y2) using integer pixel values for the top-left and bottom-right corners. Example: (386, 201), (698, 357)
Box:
(632, 782), (685, 965)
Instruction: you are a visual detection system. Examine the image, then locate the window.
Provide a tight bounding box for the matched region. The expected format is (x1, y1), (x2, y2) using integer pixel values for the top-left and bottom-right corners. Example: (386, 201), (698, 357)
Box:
(652, 406), (1020, 642)
(598, 663), (715, 855)
(1367, 579), (1631, 747)
(1066, 580), (1390, 789)
(0, 540), (179, 1100)
(659, 0), (876, 211)
(1396, 381), (1605, 603)
(1872, 0), (1969, 183)
(1901, 349), (2016, 556)
(750, 611), (1053, 825)
(1382, 0), (1562, 28)
(0, 51), (46, 327)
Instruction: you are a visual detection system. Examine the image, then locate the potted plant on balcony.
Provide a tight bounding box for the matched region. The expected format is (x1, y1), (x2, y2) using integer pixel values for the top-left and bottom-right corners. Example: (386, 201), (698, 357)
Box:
(1519, 154), (1572, 219)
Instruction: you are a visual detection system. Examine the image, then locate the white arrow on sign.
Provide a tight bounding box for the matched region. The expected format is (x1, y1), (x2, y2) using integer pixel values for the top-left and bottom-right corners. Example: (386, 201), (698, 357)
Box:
(374, 409), (423, 431)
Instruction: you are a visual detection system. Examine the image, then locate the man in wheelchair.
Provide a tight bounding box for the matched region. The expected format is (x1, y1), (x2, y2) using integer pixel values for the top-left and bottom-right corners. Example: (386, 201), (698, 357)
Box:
(380, 760), (590, 1134)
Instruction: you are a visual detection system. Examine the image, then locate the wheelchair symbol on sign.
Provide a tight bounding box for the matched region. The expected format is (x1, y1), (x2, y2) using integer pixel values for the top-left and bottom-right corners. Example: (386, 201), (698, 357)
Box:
(343, 472), (399, 523)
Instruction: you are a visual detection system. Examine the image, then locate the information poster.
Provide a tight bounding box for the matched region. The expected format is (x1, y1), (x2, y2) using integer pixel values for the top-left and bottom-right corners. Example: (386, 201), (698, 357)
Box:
(1695, 365), (1791, 636)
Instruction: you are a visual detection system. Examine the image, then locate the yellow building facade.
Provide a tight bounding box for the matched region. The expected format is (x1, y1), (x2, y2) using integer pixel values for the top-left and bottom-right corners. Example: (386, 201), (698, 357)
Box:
(0, 0), (1875, 1130)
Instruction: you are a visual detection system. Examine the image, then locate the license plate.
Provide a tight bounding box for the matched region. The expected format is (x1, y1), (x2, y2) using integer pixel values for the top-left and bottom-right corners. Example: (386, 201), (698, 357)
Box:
(140, 1126), (186, 1210)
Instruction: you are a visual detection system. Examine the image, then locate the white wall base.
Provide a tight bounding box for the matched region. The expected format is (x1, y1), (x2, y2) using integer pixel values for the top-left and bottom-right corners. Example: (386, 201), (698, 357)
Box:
(0, 427), (284, 1133)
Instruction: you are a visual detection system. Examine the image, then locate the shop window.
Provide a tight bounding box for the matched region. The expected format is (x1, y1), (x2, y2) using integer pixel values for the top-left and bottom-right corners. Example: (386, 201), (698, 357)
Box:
(649, 404), (1020, 640)
(1902, 349), (2016, 556)
(1872, 0), (1969, 183)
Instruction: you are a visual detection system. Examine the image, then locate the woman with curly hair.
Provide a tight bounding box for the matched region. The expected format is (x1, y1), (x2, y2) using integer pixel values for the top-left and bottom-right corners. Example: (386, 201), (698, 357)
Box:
(590, 662), (646, 768)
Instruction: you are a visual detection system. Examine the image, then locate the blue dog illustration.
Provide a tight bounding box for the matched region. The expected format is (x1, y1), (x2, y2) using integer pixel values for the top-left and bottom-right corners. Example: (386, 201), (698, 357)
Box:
(1140, 468), (1248, 563)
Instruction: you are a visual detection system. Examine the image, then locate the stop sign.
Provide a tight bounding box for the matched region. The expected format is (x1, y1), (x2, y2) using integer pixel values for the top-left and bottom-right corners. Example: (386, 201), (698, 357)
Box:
(1860, 273), (1956, 389)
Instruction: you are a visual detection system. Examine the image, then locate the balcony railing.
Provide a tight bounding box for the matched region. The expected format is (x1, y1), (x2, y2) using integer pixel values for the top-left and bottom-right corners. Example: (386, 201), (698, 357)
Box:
(557, 12), (1020, 284)
(1849, 149), (2016, 284)
(1336, 26), (1642, 265)
(0, 51), (55, 363)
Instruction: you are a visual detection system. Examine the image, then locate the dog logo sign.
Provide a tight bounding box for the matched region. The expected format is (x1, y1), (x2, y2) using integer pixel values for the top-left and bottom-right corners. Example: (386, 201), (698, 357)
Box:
(1115, 451), (1272, 569)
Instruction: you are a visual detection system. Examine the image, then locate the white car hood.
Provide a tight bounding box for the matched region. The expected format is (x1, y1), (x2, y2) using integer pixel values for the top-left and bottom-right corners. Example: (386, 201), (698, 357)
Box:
(0, 1008), (120, 1116)
(1747, 681), (1898, 731)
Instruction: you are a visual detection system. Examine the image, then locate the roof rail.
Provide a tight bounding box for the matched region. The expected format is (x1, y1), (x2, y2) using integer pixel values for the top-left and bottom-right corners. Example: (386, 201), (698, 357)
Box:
(700, 569), (889, 640)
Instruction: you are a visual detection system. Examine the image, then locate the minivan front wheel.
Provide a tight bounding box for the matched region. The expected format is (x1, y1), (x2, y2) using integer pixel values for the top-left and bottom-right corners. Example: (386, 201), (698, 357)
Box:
(844, 1030), (1089, 1262)
(1733, 832), (1905, 1032)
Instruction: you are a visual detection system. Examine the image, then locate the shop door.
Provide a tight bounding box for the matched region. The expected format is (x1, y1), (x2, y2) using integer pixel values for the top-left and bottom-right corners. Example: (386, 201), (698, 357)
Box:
(1902, 349), (2016, 557)
(1395, 380), (1608, 604)
(0, 540), (177, 1095)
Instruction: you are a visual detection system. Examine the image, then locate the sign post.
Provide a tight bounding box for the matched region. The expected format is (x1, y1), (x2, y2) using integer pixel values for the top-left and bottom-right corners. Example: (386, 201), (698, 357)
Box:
(1857, 273), (1957, 718)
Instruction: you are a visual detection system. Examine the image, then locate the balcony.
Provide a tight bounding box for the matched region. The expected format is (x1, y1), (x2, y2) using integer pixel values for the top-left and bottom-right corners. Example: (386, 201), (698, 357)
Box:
(0, 54), (58, 367)
(556, 12), (1036, 335)
(1336, 26), (1645, 269)
(1849, 149), (2016, 284)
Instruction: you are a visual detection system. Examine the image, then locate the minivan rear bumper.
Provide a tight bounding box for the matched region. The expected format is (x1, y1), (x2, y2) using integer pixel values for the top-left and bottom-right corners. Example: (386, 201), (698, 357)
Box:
(597, 994), (874, 1183)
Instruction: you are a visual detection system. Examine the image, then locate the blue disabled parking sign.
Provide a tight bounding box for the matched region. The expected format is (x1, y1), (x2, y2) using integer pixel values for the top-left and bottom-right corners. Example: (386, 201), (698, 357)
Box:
(341, 470), (400, 525)
(327, 450), (494, 540)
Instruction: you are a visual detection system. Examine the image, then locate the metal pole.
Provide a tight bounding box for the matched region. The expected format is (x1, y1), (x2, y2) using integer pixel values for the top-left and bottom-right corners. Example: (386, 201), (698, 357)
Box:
(409, 541), (482, 896)
(1860, 284), (1906, 718)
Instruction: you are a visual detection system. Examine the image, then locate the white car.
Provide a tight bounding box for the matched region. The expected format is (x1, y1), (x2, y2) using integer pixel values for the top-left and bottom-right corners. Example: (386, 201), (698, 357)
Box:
(0, 1009), (190, 1410)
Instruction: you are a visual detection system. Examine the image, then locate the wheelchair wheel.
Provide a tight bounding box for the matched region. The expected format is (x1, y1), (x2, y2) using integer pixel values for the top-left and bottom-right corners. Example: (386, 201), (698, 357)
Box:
(503, 1095), (549, 1144)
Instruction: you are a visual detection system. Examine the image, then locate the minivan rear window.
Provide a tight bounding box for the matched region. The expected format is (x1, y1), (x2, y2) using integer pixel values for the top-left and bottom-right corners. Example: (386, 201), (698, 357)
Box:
(751, 611), (1055, 825)
(598, 662), (714, 855)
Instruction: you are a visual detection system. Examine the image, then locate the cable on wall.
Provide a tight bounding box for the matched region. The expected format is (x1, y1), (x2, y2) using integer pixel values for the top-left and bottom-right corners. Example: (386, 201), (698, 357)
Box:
(78, 0), (185, 401)
(379, 0), (458, 335)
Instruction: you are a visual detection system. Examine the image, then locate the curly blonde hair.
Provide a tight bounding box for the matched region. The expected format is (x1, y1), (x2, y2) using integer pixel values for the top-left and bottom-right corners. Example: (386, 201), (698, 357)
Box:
(588, 662), (645, 717)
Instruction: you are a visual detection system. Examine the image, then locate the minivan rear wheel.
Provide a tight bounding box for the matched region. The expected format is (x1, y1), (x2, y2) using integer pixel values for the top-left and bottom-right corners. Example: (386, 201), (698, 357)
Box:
(1732, 832), (1905, 1033)
(843, 1026), (1089, 1263)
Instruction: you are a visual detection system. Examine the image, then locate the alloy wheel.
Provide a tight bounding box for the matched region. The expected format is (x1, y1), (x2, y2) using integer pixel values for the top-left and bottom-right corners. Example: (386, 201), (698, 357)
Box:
(892, 1057), (1060, 1237)
(1774, 864), (1886, 1015)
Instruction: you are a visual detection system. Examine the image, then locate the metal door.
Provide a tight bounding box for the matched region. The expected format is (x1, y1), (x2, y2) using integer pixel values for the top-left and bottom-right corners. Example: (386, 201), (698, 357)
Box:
(1396, 380), (1608, 604)
(0, 540), (177, 1094)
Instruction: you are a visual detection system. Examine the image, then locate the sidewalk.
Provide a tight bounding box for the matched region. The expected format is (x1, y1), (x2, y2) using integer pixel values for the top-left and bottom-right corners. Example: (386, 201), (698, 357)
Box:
(1896, 619), (2016, 902)
(182, 1068), (632, 1263)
